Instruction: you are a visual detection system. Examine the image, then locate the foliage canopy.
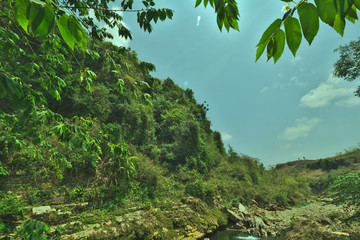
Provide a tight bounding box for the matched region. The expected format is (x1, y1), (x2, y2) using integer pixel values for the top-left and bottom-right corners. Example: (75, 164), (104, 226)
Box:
(333, 37), (360, 96)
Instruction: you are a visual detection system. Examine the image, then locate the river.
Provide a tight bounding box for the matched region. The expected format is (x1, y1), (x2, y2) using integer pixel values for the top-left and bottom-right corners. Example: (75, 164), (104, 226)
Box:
(209, 229), (285, 240)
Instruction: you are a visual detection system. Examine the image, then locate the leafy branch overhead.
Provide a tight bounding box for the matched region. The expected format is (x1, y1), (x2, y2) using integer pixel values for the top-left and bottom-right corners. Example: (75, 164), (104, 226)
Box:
(13, 0), (240, 52)
(14, 0), (176, 50)
(256, 0), (360, 63)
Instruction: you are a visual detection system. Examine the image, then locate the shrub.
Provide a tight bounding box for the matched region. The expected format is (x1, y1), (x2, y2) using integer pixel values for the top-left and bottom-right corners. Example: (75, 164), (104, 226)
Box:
(328, 170), (360, 208)
(327, 211), (341, 221)
(15, 219), (50, 240)
(0, 192), (24, 220)
(272, 192), (288, 206)
(185, 179), (216, 204)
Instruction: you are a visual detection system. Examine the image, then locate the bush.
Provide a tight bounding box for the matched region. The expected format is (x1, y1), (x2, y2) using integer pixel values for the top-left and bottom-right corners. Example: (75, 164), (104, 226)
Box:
(272, 192), (288, 206)
(15, 219), (50, 240)
(0, 192), (24, 220)
(185, 179), (216, 204)
(328, 170), (360, 208)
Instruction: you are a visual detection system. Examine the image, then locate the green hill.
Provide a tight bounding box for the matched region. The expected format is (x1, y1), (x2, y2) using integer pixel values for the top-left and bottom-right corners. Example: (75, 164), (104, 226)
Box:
(276, 149), (360, 193)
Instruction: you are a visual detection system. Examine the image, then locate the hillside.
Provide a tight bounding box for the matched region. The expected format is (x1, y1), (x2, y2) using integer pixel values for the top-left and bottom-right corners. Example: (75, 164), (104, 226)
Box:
(276, 149), (360, 193)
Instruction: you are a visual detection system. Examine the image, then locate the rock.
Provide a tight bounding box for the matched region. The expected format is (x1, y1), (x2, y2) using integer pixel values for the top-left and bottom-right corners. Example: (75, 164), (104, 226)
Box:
(321, 198), (334, 202)
(238, 203), (248, 214)
(254, 216), (266, 229)
(183, 197), (207, 213)
(226, 209), (244, 222)
(32, 206), (51, 215)
(115, 216), (123, 223)
(331, 231), (350, 237)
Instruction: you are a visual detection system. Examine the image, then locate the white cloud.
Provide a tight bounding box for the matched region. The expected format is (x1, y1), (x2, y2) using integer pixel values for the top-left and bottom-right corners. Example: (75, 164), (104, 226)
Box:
(259, 87), (268, 94)
(221, 133), (232, 141)
(283, 143), (292, 149)
(272, 74), (306, 89)
(279, 117), (321, 141)
(300, 75), (356, 108)
(290, 56), (303, 65)
(290, 76), (306, 87)
(335, 97), (360, 107)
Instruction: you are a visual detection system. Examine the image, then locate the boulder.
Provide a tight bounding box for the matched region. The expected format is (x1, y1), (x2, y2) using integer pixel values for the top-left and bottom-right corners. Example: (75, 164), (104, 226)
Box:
(32, 206), (51, 215)
(238, 203), (248, 214)
(226, 209), (244, 222)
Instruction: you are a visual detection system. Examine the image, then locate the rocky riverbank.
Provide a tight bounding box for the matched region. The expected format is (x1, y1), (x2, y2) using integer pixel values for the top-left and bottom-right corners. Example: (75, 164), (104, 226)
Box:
(5, 196), (360, 239)
(224, 199), (360, 239)
(25, 197), (224, 239)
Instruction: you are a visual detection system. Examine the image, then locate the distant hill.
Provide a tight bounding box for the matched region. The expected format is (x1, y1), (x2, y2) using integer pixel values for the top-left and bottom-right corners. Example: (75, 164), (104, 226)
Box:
(275, 149), (360, 193)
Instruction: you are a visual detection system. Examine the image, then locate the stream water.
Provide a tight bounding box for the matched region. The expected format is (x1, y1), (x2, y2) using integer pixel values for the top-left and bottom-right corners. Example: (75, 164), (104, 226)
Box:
(209, 229), (285, 240)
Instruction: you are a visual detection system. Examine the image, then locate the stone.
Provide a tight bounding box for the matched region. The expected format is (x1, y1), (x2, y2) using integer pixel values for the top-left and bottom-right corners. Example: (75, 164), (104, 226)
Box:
(331, 231), (350, 237)
(115, 216), (123, 223)
(238, 203), (248, 214)
(226, 209), (244, 222)
(254, 216), (266, 229)
(32, 206), (51, 215)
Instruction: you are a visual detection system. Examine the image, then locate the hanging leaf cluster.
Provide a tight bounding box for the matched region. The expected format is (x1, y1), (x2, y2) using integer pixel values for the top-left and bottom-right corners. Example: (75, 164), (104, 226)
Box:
(257, 0), (360, 63)
(195, 0), (240, 32)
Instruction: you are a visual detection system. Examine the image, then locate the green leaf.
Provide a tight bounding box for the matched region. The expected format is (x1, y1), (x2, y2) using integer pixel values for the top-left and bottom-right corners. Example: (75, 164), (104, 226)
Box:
(314, 0), (337, 26)
(0, 73), (9, 97)
(204, 0), (209, 7)
(6, 78), (23, 98)
(284, 16), (302, 56)
(28, 2), (45, 35)
(230, 18), (239, 31)
(266, 38), (276, 62)
(195, 0), (202, 7)
(56, 13), (74, 50)
(334, 0), (352, 18)
(34, 4), (55, 36)
(255, 42), (267, 62)
(68, 15), (87, 50)
(50, 89), (61, 100)
(30, 0), (45, 6)
(0, 73), (23, 98)
(273, 29), (285, 63)
(165, 9), (173, 19)
(333, 13), (346, 35)
(223, 16), (230, 32)
(346, 4), (358, 23)
(355, 0), (360, 9)
(297, 3), (319, 45)
(256, 18), (282, 47)
(216, 16), (224, 31)
(15, 0), (30, 33)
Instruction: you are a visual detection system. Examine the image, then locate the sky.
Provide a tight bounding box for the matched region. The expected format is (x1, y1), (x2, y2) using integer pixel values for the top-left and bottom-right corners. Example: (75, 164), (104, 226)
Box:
(106, 0), (360, 166)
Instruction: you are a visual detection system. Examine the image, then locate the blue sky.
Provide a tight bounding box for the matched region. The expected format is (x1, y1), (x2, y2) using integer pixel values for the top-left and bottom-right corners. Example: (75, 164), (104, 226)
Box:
(107, 0), (360, 166)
